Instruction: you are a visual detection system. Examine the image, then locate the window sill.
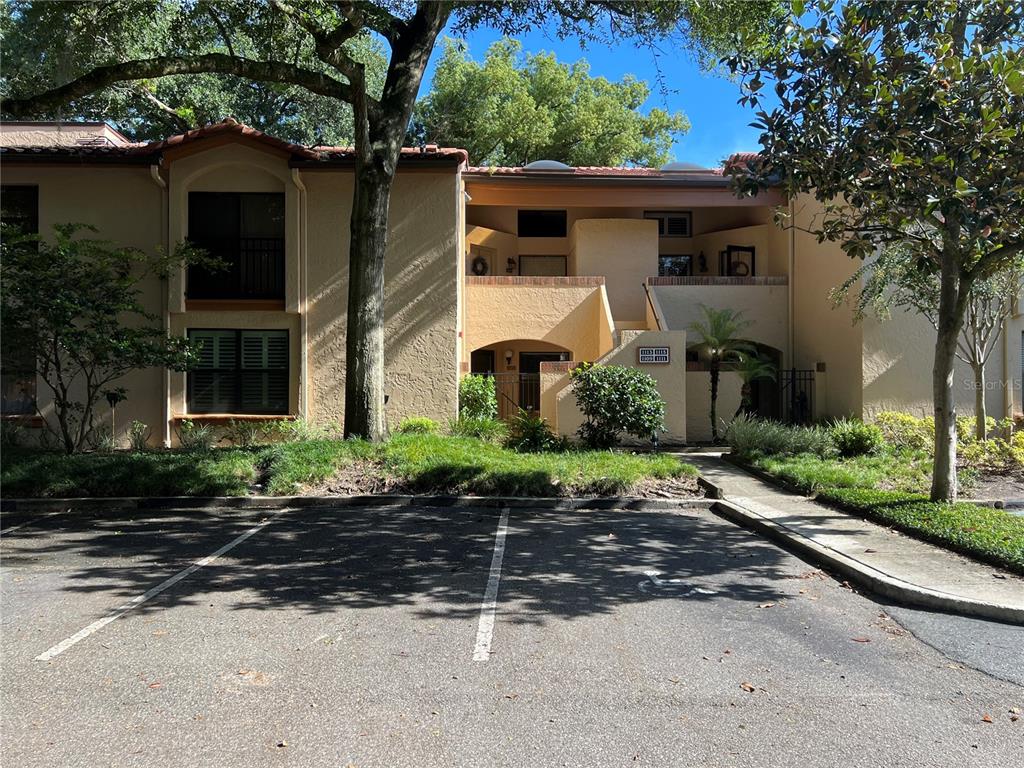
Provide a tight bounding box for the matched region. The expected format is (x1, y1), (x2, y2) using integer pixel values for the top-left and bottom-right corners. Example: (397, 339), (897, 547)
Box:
(185, 299), (286, 312)
(172, 414), (296, 422)
(1, 414), (44, 427)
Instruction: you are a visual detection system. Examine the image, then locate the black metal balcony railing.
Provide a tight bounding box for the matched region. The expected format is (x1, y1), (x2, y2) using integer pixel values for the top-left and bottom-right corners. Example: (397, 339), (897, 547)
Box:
(187, 237), (285, 300)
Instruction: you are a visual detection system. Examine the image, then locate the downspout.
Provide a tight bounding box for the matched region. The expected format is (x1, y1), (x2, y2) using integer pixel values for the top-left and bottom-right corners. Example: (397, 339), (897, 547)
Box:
(291, 168), (309, 421)
(1002, 314), (1012, 419)
(149, 163), (171, 447)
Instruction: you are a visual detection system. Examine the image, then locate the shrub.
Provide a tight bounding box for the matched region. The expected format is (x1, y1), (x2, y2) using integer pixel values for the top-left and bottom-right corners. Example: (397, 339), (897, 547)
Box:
(1, 421), (26, 449)
(504, 409), (567, 453)
(225, 419), (272, 448)
(275, 418), (339, 442)
(459, 374), (497, 420)
(127, 420), (151, 451)
(960, 435), (1024, 472)
(829, 418), (883, 457)
(957, 415), (998, 443)
(448, 415), (508, 443)
(873, 411), (933, 452)
(725, 413), (835, 459)
(396, 416), (439, 435)
(177, 419), (218, 452)
(569, 363), (665, 449)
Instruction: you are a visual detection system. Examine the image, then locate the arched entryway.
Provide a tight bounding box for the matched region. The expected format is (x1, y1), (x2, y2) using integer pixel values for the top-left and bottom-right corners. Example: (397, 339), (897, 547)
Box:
(470, 340), (572, 420)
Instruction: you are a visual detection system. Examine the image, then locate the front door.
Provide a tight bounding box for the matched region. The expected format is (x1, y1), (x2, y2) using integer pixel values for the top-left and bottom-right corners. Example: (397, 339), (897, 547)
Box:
(518, 352), (569, 411)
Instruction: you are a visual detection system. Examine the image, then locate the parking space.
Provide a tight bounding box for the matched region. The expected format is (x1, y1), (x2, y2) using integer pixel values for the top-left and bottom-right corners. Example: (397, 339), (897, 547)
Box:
(1, 504), (1021, 767)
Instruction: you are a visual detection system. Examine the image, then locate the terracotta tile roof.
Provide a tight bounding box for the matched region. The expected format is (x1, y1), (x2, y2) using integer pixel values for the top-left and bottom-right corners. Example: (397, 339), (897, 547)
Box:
(466, 164), (724, 177)
(0, 118), (468, 166)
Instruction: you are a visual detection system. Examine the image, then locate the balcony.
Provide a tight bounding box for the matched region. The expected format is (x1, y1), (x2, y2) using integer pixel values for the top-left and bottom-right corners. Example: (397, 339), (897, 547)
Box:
(463, 276), (615, 365)
(645, 275), (789, 352)
(186, 236), (286, 306)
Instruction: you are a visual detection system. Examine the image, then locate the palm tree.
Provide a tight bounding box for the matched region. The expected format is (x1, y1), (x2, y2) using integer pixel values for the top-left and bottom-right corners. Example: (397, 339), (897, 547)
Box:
(688, 306), (753, 442)
(733, 352), (777, 419)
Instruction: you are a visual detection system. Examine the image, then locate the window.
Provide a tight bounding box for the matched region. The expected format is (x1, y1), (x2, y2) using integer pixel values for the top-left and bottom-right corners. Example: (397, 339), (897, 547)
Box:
(187, 192), (285, 300)
(1, 185), (38, 415)
(518, 209), (567, 238)
(644, 210), (692, 238)
(658, 255), (692, 277)
(187, 329), (289, 414)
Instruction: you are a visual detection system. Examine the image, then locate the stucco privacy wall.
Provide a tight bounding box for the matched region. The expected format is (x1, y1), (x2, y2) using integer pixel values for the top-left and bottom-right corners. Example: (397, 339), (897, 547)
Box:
(861, 303), (1023, 421)
(569, 219), (658, 322)
(650, 282), (789, 355)
(1, 165), (166, 441)
(462, 279), (614, 364)
(551, 330), (688, 443)
(303, 169), (461, 427)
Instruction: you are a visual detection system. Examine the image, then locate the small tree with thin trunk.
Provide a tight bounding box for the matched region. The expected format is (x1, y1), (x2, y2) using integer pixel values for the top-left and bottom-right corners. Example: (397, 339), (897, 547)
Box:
(728, 0), (1024, 500)
(733, 351), (777, 419)
(0, 224), (206, 453)
(1, 0), (784, 442)
(688, 305), (753, 442)
(837, 247), (1024, 440)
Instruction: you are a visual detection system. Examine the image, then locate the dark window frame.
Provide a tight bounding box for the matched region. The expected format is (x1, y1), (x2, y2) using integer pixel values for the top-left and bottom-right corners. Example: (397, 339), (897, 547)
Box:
(186, 191), (286, 300)
(644, 210), (692, 238)
(518, 209), (567, 238)
(186, 328), (290, 415)
(518, 255), (568, 276)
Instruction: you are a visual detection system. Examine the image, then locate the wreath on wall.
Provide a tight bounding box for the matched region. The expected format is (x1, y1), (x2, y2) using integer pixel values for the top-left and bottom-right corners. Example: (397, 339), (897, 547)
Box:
(471, 255), (490, 276)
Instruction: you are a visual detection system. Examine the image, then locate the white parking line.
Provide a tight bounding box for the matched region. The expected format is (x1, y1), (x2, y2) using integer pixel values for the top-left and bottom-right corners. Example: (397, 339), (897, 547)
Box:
(0, 510), (64, 536)
(473, 507), (510, 662)
(35, 510), (286, 662)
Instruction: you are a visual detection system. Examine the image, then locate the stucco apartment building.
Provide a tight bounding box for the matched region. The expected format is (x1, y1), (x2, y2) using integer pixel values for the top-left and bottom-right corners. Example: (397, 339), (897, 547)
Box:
(1, 119), (1022, 445)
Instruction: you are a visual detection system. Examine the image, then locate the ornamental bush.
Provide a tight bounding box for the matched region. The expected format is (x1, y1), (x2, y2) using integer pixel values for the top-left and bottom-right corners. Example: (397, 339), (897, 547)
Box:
(396, 416), (439, 435)
(829, 418), (883, 457)
(569, 363), (665, 449)
(504, 409), (567, 453)
(724, 413), (834, 459)
(459, 374), (497, 420)
(872, 411), (933, 453)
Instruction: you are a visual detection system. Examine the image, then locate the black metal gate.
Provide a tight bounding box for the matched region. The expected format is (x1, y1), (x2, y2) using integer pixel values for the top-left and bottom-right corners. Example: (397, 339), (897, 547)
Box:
(780, 368), (815, 424)
(491, 373), (541, 420)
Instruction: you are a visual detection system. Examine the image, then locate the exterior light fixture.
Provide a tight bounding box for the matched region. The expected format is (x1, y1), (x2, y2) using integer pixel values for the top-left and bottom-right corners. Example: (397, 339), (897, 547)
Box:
(504, 350), (514, 366)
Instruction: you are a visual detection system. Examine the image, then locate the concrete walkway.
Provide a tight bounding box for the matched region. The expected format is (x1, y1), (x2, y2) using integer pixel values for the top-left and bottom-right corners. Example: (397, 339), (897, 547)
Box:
(686, 452), (1024, 623)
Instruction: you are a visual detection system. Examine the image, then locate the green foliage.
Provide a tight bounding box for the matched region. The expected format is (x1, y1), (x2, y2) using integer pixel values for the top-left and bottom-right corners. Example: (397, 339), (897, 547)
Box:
(0, 421), (26, 449)
(176, 419), (217, 452)
(960, 432), (1024, 473)
(504, 409), (566, 453)
(724, 413), (836, 459)
(274, 418), (340, 442)
(688, 305), (755, 441)
(261, 438), (374, 495)
(569, 363), (665, 449)
(458, 374), (498, 420)
(395, 416), (439, 435)
(225, 419), (274, 448)
(873, 412), (934, 453)
(126, 420), (151, 452)
(829, 418), (884, 458)
(0, 224), (209, 453)
(0, 0), (386, 144)
(0, 447), (259, 497)
(414, 38), (687, 166)
(448, 415), (508, 443)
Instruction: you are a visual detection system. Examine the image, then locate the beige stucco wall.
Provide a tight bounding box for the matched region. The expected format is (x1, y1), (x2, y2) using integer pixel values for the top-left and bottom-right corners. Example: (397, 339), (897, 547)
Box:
(462, 281), (615, 364)
(465, 225), (517, 276)
(302, 169), (461, 428)
(686, 371), (743, 442)
(550, 330), (687, 444)
(570, 218), (659, 322)
(790, 195), (864, 418)
(1, 164), (166, 445)
(651, 283), (789, 355)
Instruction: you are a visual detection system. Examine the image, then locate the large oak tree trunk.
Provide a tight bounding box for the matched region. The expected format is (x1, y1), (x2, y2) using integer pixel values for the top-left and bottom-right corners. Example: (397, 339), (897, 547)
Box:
(343, 158), (394, 440)
(930, 253), (970, 502)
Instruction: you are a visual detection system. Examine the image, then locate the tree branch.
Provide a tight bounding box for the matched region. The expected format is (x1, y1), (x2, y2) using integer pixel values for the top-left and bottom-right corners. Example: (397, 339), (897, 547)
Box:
(2, 53), (352, 117)
(129, 84), (193, 132)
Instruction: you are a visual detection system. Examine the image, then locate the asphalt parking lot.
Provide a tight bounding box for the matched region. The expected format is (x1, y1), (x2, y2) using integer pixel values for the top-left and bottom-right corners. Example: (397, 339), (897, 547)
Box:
(1, 504), (1021, 767)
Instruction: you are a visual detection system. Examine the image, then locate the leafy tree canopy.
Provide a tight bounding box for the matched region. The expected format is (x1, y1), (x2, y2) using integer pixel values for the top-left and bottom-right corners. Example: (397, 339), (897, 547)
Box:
(414, 38), (688, 166)
(0, 0), (386, 144)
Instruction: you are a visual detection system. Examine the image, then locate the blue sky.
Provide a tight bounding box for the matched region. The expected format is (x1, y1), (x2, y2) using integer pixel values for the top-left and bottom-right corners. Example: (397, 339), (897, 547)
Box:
(422, 26), (776, 168)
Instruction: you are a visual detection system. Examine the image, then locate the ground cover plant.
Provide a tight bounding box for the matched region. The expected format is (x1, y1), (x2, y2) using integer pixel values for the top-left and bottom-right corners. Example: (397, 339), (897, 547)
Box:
(725, 412), (1024, 572)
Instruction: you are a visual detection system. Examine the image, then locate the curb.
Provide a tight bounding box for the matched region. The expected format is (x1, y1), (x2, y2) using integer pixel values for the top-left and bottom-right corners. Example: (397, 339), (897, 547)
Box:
(0, 494), (714, 515)
(711, 498), (1024, 625)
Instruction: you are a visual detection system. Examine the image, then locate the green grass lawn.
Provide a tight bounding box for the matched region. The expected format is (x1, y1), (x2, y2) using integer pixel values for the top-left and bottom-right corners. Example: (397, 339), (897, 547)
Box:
(1, 435), (697, 499)
(748, 452), (1024, 573)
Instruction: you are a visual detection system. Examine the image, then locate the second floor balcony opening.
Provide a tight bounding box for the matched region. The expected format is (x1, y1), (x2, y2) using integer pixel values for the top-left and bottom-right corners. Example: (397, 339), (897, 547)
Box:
(187, 191), (285, 301)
